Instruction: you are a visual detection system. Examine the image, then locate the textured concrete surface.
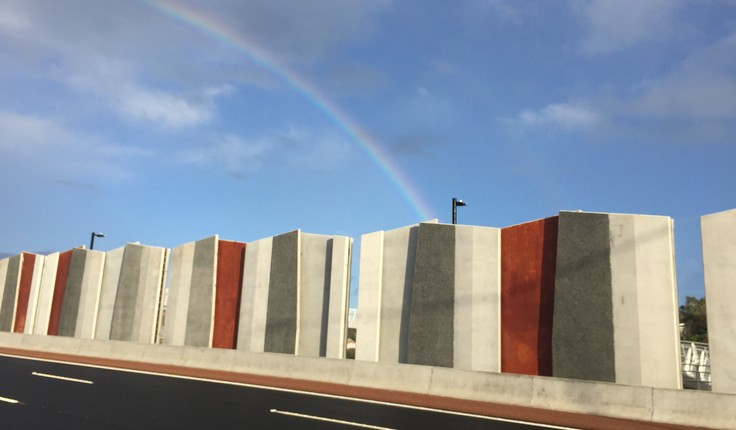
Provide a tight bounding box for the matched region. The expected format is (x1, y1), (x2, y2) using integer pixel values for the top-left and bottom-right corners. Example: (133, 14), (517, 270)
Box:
(264, 230), (298, 354)
(33, 252), (58, 335)
(407, 222), (455, 367)
(454, 224), (501, 372)
(0, 255), (21, 332)
(74, 250), (105, 339)
(237, 237), (272, 353)
(702, 208), (736, 394)
(501, 217), (558, 376)
(13, 253), (36, 333)
(163, 239), (195, 345)
(212, 240), (245, 349)
(185, 236), (217, 347)
(553, 211), (615, 382)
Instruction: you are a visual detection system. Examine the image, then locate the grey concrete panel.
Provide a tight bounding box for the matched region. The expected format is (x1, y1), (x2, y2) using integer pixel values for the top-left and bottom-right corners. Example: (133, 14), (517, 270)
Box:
(135, 245), (167, 344)
(57, 249), (87, 337)
(407, 223), (455, 367)
(163, 241), (195, 345)
(184, 236), (217, 347)
(74, 250), (105, 339)
(96, 246), (125, 340)
(264, 230), (299, 354)
(702, 208), (736, 394)
(326, 236), (352, 359)
(0, 255), (21, 332)
(237, 237), (272, 353)
(110, 244), (143, 341)
(379, 224), (418, 363)
(297, 234), (330, 357)
(355, 231), (383, 361)
(33, 252), (58, 335)
(454, 225), (501, 372)
(552, 211), (615, 382)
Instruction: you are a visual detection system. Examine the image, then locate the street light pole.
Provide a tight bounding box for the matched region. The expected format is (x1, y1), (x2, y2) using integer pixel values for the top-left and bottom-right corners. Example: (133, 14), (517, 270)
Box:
(90, 232), (105, 250)
(452, 197), (466, 224)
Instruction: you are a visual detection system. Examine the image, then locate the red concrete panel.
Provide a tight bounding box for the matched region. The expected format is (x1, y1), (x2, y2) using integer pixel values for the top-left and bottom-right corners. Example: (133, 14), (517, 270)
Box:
(501, 216), (558, 376)
(13, 253), (36, 333)
(47, 250), (73, 336)
(212, 240), (246, 349)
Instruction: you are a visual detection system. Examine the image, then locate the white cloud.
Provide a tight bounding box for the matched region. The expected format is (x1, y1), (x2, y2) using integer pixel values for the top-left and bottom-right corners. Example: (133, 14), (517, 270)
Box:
(574, 0), (684, 54)
(518, 103), (601, 130)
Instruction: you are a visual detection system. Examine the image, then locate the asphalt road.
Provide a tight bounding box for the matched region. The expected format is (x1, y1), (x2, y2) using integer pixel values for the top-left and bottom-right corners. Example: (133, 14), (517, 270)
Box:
(0, 354), (571, 430)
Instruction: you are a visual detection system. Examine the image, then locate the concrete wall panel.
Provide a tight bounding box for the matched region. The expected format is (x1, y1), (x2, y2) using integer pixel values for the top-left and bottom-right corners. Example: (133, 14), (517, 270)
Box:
(355, 231), (383, 362)
(33, 252), (58, 335)
(264, 230), (299, 354)
(407, 223), (455, 367)
(212, 240), (245, 349)
(75, 250), (105, 339)
(501, 217), (558, 376)
(237, 237), (272, 353)
(0, 255), (22, 332)
(702, 208), (736, 394)
(96, 246), (125, 340)
(48, 250), (73, 336)
(553, 212), (615, 382)
(163, 240), (195, 345)
(23, 253), (45, 334)
(326, 236), (352, 359)
(297, 233), (329, 357)
(455, 225), (501, 372)
(184, 236), (217, 347)
(13, 253), (36, 333)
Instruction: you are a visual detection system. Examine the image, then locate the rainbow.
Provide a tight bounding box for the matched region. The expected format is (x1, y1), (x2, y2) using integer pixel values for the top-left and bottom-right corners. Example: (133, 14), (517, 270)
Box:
(141, 0), (434, 221)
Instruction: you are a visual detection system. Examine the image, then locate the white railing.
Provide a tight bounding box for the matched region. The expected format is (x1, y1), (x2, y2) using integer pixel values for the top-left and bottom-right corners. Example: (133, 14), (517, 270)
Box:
(681, 341), (711, 390)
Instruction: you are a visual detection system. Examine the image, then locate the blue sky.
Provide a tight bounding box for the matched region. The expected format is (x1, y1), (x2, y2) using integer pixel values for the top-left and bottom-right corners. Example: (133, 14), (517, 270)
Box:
(1, 0), (734, 306)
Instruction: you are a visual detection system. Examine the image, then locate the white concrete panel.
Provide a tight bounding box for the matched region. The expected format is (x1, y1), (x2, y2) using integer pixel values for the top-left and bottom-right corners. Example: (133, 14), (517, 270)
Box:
(237, 237), (272, 353)
(702, 208), (736, 394)
(136, 245), (167, 344)
(297, 233), (328, 357)
(33, 252), (59, 335)
(95, 246), (125, 340)
(379, 224), (417, 363)
(632, 215), (680, 389)
(355, 230), (383, 362)
(163, 241), (195, 346)
(24, 254), (46, 335)
(454, 225), (501, 372)
(74, 250), (105, 339)
(326, 236), (352, 359)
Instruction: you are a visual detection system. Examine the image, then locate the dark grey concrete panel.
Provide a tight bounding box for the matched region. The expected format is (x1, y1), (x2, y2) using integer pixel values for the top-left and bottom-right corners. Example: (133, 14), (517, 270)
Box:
(58, 249), (87, 337)
(552, 212), (615, 382)
(0, 255), (21, 332)
(185, 237), (217, 347)
(407, 223), (455, 367)
(110, 245), (143, 341)
(265, 230), (299, 354)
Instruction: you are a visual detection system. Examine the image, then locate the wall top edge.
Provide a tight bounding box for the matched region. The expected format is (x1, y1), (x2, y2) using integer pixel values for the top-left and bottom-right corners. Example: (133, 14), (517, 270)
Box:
(701, 207), (736, 219)
(559, 210), (673, 219)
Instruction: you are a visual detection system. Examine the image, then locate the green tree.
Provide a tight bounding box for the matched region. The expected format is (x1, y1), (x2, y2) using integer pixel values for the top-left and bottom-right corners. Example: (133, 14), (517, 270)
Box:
(679, 296), (708, 342)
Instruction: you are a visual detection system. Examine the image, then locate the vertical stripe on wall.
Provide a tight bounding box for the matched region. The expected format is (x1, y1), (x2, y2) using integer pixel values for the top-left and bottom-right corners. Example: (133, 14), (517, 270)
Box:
(212, 240), (246, 349)
(13, 253), (36, 333)
(57, 249), (88, 337)
(237, 237), (272, 353)
(264, 230), (299, 354)
(297, 234), (330, 357)
(163, 240), (196, 346)
(454, 225), (501, 373)
(0, 255), (21, 332)
(34, 252), (59, 335)
(355, 231), (384, 361)
(552, 211), (615, 382)
(501, 216), (558, 376)
(326, 236), (352, 359)
(110, 244), (144, 341)
(23, 253), (45, 334)
(407, 223), (455, 367)
(96, 246), (126, 340)
(48, 250), (73, 335)
(184, 236), (218, 347)
(702, 208), (736, 394)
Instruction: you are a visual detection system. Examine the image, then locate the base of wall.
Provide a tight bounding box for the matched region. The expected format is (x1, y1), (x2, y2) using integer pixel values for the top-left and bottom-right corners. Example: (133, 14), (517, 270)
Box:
(0, 332), (732, 430)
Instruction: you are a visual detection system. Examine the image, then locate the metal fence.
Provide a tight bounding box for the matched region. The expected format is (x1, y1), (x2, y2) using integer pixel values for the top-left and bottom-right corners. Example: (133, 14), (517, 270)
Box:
(681, 341), (711, 390)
